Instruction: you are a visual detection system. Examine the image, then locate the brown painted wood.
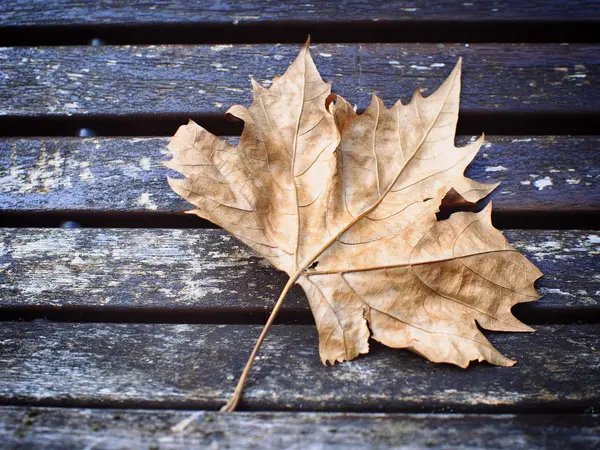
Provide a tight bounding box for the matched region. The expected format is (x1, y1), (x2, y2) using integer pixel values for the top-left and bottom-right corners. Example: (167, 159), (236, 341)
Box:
(0, 44), (597, 120)
(1, 406), (599, 449)
(0, 228), (597, 321)
(0, 136), (597, 214)
(0, 322), (598, 411)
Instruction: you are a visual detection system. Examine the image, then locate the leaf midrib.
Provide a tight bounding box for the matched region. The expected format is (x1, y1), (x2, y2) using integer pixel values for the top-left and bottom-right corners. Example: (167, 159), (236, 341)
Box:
(291, 71), (457, 279)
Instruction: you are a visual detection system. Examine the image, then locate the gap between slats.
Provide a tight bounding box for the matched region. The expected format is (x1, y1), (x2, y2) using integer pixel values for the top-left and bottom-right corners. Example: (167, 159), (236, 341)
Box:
(0, 390), (595, 414)
(1, 21), (599, 47)
(1, 303), (598, 326)
(0, 210), (598, 230)
(1, 113), (599, 138)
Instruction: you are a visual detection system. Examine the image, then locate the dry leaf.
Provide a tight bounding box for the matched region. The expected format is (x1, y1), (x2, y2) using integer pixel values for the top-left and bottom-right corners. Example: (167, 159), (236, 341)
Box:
(164, 39), (542, 411)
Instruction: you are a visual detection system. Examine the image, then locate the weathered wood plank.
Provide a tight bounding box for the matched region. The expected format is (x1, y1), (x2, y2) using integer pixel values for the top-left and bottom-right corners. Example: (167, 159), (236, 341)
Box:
(0, 323), (598, 411)
(1, 0), (598, 27)
(0, 229), (598, 319)
(0, 136), (598, 213)
(0, 44), (597, 118)
(1, 407), (599, 450)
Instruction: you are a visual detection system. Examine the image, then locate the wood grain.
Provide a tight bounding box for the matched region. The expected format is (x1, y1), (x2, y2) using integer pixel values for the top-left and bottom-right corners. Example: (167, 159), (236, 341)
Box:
(0, 44), (597, 118)
(1, 0), (598, 441)
(0, 322), (598, 411)
(1, 0), (598, 26)
(1, 406), (599, 449)
(0, 136), (597, 213)
(0, 229), (597, 320)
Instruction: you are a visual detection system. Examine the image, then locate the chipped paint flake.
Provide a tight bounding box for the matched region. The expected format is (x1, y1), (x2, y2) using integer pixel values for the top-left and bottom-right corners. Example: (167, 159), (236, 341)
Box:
(136, 193), (157, 210)
(79, 167), (94, 182)
(6, 144), (74, 194)
(485, 166), (508, 172)
(534, 177), (553, 191)
(71, 255), (85, 265)
(541, 240), (561, 250)
(539, 288), (576, 297)
(587, 235), (600, 244)
(139, 157), (152, 171)
(211, 45), (233, 52)
(232, 15), (260, 25)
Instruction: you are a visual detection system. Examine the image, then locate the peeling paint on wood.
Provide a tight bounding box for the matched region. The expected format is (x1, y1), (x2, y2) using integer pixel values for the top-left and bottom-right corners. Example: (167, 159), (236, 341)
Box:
(1, 407), (598, 449)
(1, 0), (598, 26)
(0, 229), (597, 315)
(0, 323), (598, 411)
(0, 136), (597, 212)
(0, 44), (598, 117)
(2, 0), (599, 442)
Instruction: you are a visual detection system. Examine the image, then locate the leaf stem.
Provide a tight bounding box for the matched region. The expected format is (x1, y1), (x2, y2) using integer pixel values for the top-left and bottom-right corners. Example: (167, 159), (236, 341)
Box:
(220, 273), (300, 412)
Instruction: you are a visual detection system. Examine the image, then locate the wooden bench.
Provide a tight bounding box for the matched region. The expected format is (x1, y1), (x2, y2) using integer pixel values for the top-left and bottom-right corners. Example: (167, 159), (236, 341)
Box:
(1, 1), (599, 448)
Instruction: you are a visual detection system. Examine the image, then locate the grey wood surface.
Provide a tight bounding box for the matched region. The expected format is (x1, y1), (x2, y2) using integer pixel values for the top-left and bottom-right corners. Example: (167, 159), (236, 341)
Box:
(1, 406), (599, 450)
(0, 228), (597, 319)
(1, 0), (598, 26)
(0, 44), (596, 118)
(1, 136), (598, 213)
(0, 322), (598, 411)
(2, 0), (599, 445)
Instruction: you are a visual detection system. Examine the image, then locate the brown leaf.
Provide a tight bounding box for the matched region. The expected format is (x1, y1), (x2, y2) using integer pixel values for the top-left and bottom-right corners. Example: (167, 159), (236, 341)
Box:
(164, 39), (542, 410)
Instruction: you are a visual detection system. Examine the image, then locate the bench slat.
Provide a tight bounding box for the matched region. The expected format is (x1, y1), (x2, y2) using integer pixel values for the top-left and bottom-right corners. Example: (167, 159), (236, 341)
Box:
(1, 406), (599, 449)
(0, 136), (597, 214)
(0, 229), (597, 319)
(0, 322), (598, 411)
(0, 44), (597, 118)
(1, 0), (598, 27)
